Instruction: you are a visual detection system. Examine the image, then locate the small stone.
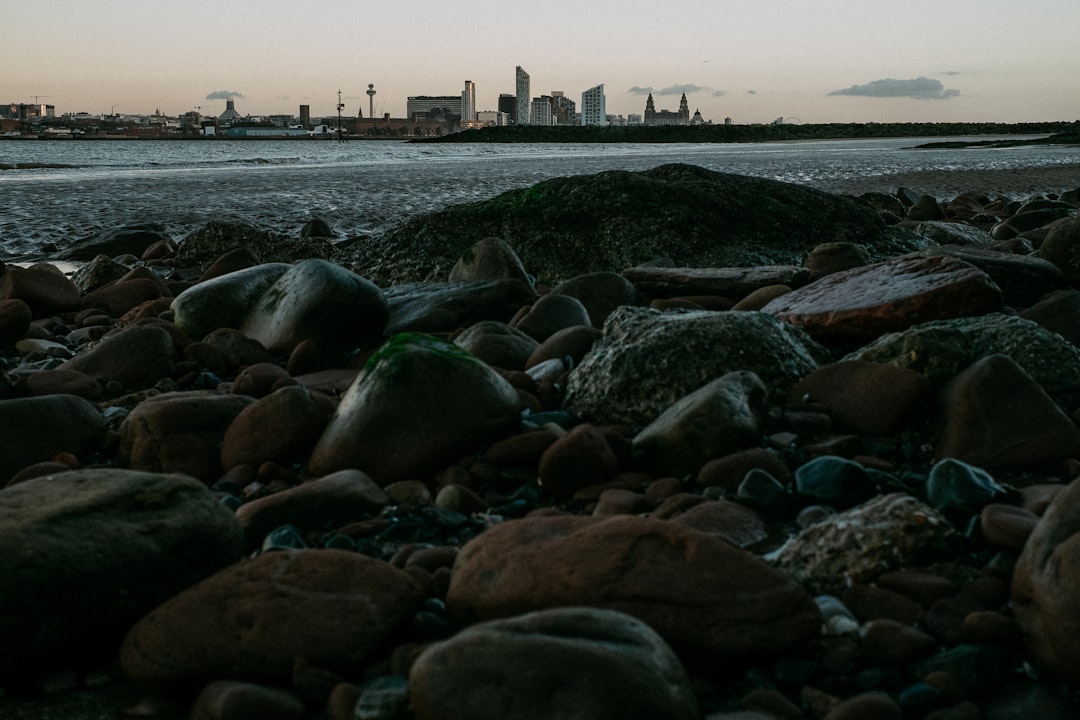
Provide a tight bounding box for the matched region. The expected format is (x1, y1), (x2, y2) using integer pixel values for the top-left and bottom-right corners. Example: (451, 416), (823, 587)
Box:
(794, 455), (876, 509)
(190, 680), (306, 720)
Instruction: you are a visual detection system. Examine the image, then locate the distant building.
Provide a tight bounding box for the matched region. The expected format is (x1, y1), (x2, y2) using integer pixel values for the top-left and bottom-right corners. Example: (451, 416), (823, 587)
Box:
(544, 91), (575, 125)
(529, 98), (552, 126)
(219, 99), (242, 124)
(498, 93), (516, 116)
(299, 104), (311, 129)
(477, 110), (509, 127)
(581, 84), (606, 126)
(644, 93), (690, 126)
(461, 80), (476, 122)
(515, 66), (530, 125)
(406, 95), (461, 120)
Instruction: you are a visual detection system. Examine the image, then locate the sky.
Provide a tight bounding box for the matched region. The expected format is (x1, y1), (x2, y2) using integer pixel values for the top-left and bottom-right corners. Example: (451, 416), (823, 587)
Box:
(3, 0), (1078, 124)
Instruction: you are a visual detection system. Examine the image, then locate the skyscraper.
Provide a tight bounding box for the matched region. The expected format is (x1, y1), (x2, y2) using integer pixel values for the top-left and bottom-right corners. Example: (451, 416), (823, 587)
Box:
(462, 80), (476, 122)
(515, 66), (530, 125)
(581, 84), (606, 126)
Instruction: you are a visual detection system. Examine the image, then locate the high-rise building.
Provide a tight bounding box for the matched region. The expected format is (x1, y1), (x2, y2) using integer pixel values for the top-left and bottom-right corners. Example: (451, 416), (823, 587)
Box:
(529, 98), (552, 126)
(299, 104), (311, 129)
(461, 80), (476, 122)
(498, 93), (516, 116)
(581, 84), (606, 126)
(544, 91), (575, 125)
(515, 66), (530, 125)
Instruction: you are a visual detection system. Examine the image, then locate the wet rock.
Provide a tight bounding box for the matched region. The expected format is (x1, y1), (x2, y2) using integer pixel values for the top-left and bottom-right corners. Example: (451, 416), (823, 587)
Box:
(22, 368), (103, 400)
(622, 265), (809, 300)
(58, 222), (172, 261)
(846, 313), (1080, 413)
(0, 298), (32, 345)
(0, 394), (107, 485)
(513, 293), (592, 342)
(229, 362), (290, 398)
(409, 607), (699, 720)
(803, 242), (872, 281)
(631, 370), (768, 479)
(525, 324), (601, 369)
(69, 254), (131, 294)
(384, 279), (537, 336)
(925, 458), (1007, 514)
(1037, 216), (1080, 285)
(824, 692), (903, 720)
(550, 271), (639, 326)
(907, 195), (946, 221)
(175, 221), (331, 270)
(861, 619), (938, 666)
(0, 469), (243, 678)
(201, 328), (274, 373)
(670, 499), (768, 548)
(935, 354), (1080, 470)
(794, 455), (876, 509)
(447, 514), (821, 659)
(453, 321), (539, 371)
(1021, 289), (1080, 347)
(772, 493), (960, 595)
(0, 263), (81, 318)
(190, 680), (307, 720)
(61, 323), (178, 392)
(913, 244), (1064, 309)
(200, 247), (261, 281)
(171, 263), (290, 341)
(82, 267), (172, 318)
(980, 503), (1039, 551)
(537, 423), (620, 499)
(789, 360), (932, 437)
(309, 334), (521, 484)
(761, 255), (1003, 341)
(448, 236), (532, 286)
(121, 549), (422, 688)
(910, 221), (993, 246)
(118, 391), (254, 482)
(221, 385), (336, 471)
(240, 259), (388, 363)
(565, 307), (823, 430)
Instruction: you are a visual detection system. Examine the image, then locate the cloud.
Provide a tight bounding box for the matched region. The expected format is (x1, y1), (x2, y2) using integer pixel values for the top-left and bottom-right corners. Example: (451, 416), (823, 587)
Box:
(940, 71), (963, 77)
(627, 86), (653, 95)
(711, 90), (727, 97)
(747, 90), (758, 95)
(656, 84), (706, 96)
(206, 90), (244, 101)
(828, 77), (959, 99)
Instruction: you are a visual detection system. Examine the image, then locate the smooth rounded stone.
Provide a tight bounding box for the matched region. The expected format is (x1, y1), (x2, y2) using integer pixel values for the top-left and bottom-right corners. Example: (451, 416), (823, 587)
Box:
(910, 221), (993, 246)
(171, 263), (291, 340)
(513, 293), (592, 342)
(201, 327), (274, 371)
(0, 263), (82, 318)
(201, 246), (261, 281)
(121, 549), (423, 688)
(61, 323), (178, 392)
(794, 455), (876, 509)
(1021, 289), (1080, 348)
(671, 499), (768, 548)
(1020, 483), (1065, 516)
(447, 514), (821, 659)
(435, 483), (488, 514)
(0, 469), (243, 678)
(524, 324), (602, 370)
(926, 458), (1006, 512)
(736, 469), (792, 520)
(842, 583), (924, 625)
(82, 270), (172, 318)
(564, 307), (823, 430)
(622, 265), (808, 301)
(907, 195), (947, 221)
(824, 692), (904, 720)
(383, 279), (537, 336)
(453, 320), (539, 371)
(551, 271), (638, 327)
(845, 313), (1080, 413)
(938, 354), (1080, 470)
(23, 368), (103, 400)
(1012, 478), (1080, 686)
(995, 206), (1076, 241)
(697, 447), (792, 492)
(118, 391), (254, 482)
(175, 220), (332, 269)
(309, 334), (522, 484)
(537, 423), (619, 498)
(861, 619), (938, 666)
(58, 222), (172, 261)
(631, 370), (768, 479)
(15, 336), (68, 355)
(1037, 216), (1080, 285)
(772, 493), (960, 595)
(409, 607), (698, 720)
(241, 259), (388, 363)
(803, 242), (871, 281)
(230, 362), (291, 398)
(914, 244), (1064, 308)
(384, 479), (433, 506)
(0, 297), (32, 345)
(789, 360), (931, 438)
(731, 284), (792, 311)
(485, 427), (561, 467)
(0, 394), (107, 485)
(761, 255), (1004, 341)
(190, 680), (307, 720)
(593, 488), (649, 516)
(221, 385), (336, 472)
(448, 236), (533, 286)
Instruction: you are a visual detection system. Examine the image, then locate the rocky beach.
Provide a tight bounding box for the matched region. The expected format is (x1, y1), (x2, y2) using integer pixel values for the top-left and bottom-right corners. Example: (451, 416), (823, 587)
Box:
(3, 160), (1080, 720)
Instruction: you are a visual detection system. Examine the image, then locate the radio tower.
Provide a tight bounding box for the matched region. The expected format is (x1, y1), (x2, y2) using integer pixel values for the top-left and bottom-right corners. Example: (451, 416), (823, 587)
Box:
(366, 84), (376, 120)
(336, 89), (347, 143)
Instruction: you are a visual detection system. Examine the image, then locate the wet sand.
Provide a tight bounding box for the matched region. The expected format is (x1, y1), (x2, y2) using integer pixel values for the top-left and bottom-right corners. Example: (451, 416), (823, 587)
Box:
(820, 161), (1080, 198)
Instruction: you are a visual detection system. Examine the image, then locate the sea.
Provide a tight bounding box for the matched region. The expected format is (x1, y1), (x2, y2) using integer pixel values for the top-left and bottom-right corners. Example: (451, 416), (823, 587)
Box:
(2, 136), (1079, 262)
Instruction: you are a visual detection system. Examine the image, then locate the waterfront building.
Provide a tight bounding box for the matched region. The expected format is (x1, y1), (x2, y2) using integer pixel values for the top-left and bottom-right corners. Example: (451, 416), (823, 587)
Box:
(529, 98), (552, 126)
(581, 84), (606, 126)
(406, 95), (461, 120)
(477, 110), (509, 126)
(515, 66), (530, 125)
(498, 93), (516, 116)
(462, 80), (476, 122)
(643, 93), (690, 126)
(544, 91), (575, 125)
(299, 104), (311, 129)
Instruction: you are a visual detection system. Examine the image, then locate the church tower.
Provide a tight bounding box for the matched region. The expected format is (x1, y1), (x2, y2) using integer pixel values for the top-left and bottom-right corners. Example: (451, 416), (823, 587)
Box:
(645, 93), (656, 124)
(678, 93), (690, 125)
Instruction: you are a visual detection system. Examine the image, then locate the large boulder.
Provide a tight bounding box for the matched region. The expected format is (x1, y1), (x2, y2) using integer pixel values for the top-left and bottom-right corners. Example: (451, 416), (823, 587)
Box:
(174, 221), (331, 270)
(220, 385), (336, 472)
(171, 263), (290, 340)
(308, 334), (522, 483)
(58, 223), (173, 262)
(0, 263), (81, 318)
(0, 395), (107, 485)
(564, 307), (823, 429)
(336, 164), (927, 284)
(409, 607), (699, 720)
(61, 324), (179, 393)
(384, 279), (536, 335)
(446, 514), (821, 660)
(0, 469), (243, 678)
(121, 549), (422, 689)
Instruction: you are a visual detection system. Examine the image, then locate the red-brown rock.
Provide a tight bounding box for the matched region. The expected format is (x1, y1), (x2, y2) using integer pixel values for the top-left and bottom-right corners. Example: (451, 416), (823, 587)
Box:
(0, 263), (81, 318)
(537, 424), (619, 498)
(221, 385), (335, 471)
(61, 323), (178, 392)
(190, 680), (307, 720)
(0, 298), (32, 345)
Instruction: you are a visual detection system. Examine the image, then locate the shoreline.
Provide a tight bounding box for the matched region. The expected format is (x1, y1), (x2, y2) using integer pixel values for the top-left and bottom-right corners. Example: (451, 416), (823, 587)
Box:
(815, 162), (1080, 198)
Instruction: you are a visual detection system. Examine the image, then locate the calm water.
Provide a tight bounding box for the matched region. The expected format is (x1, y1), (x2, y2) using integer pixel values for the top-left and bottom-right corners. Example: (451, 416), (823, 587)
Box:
(2, 136), (1078, 261)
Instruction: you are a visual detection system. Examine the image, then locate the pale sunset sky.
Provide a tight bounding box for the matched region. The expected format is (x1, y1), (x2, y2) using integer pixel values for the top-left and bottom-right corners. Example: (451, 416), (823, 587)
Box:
(3, 0), (1078, 123)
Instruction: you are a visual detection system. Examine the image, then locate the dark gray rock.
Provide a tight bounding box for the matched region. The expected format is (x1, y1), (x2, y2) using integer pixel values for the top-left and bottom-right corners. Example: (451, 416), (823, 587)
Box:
(58, 223), (172, 262)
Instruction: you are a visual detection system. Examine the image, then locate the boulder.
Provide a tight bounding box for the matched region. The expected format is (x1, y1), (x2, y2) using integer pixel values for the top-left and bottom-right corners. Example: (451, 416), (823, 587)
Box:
(803, 242), (871, 281)
(513, 293), (592, 342)
(910, 221), (993, 246)
(384, 279), (537, 336)
(525, 325), (602, 369)
(0, 263), (81, 318)
(240, 259), (388, 362)
(121, 549), (422, 688)
(631, 370), (768, 478)
(623, 265), (809, 301)
(452, 321), (539, 371)
(1036, 216), (1080, 286)
(221, 385), (336, 471)
(409, 607), (699, 720)
(175, 221), (331, 270)
(1021, 289), (1080, 347)
(61, 324), (178, 392)
(845, 313), (1080, 413)
(564, 307), (823, 430)
(82, 268), (172, 318)
(913, 244), (1064, 308)
(308, 334), (522, 483)
(447, 236), (533, 286)
(550, 271), (639, 326)
(537, 424), (620, 498)
(69, 254), (131, 294)
(171, 263), (290, 341)
(761, 255), (1003, 341)
(0, 298), (32, 346)
(0, 469), (243, 678)
(58, 223), (173, 261)
(447, 514), (821, 659)
(0, 395), (107, 485)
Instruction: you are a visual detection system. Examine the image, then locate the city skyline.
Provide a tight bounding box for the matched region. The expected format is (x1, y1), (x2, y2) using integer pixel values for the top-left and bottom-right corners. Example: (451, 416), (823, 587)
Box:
(3, 0), (1078, 124)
